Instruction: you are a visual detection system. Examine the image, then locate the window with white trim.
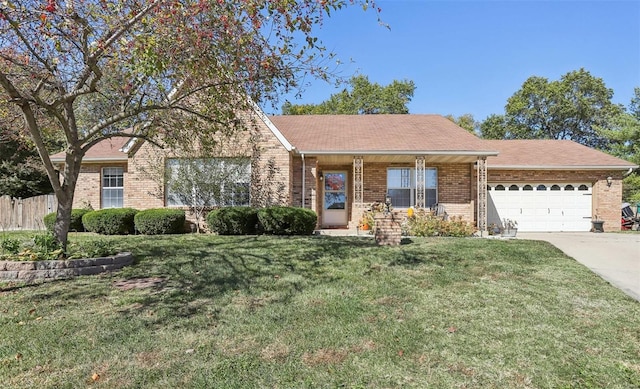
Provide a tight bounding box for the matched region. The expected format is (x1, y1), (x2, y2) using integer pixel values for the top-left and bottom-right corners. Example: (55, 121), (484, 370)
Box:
(166, 158), (250, 207)
(102, 167), (124, 208)
(387, 167), (437, 208)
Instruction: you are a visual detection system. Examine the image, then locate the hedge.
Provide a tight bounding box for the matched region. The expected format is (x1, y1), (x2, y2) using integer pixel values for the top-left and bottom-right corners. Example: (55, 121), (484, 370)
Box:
(43, 209), (91, 232)
(206, 207), (259, 235)
(82, 208), (138, 235)
(257, 206), (317, 235)
(134, 208), (186, 235)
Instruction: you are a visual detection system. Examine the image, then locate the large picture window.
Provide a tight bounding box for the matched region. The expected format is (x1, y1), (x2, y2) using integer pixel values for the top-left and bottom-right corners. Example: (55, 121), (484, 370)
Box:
(166, 158), (250, 207)
(102, 167), (124, 208)
(387, 167), (437, 208)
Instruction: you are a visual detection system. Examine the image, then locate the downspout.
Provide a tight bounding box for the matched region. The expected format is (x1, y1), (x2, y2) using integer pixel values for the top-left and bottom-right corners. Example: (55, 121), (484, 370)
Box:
(301, 153), (306, 208)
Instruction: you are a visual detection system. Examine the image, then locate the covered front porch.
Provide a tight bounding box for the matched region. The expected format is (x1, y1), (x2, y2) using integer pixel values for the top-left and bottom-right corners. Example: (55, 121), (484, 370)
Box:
(292, 153), (490, 233)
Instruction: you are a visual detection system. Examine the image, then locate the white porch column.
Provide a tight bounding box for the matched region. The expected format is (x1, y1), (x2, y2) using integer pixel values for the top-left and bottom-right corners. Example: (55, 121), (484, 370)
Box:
(353, 155), (364, 204)
(477, 157), (488, 232)
(415, 156), (425, 208)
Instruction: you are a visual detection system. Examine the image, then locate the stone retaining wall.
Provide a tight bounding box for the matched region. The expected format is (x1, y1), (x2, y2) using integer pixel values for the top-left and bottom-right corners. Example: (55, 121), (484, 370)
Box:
(0, 252), (133, 282)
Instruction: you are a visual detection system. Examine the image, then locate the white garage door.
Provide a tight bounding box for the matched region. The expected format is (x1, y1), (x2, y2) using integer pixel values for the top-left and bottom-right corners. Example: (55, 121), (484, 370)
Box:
(487, 183), (592, 232)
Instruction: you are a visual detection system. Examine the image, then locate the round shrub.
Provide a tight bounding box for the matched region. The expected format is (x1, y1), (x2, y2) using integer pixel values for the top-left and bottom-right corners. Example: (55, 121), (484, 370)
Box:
(134, 208), (186, 235)
(43, 209), (91, 232)
(207, 207), (259, 235)
(257, 206), (317, 235)
(82, 208), (138, 235)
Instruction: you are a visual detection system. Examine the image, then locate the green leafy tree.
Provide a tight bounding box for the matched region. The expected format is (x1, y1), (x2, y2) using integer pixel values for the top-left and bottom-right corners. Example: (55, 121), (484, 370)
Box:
(282, 75), (415, 114)
(0, 0), (379, 250)
(0, 133), (53, 198)
(479, 114), (510, 139)
(480, 69), (622, 149)
(600, 88), (640, 202)
(444, 113), (478, 134)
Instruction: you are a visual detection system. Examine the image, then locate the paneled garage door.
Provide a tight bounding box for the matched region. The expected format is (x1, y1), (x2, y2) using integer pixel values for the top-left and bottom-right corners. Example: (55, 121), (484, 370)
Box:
(487, 183), (592, 232)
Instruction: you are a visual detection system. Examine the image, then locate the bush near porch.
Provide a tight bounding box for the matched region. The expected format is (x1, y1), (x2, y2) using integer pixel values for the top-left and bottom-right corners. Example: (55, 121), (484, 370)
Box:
(360, 207), (476, 237)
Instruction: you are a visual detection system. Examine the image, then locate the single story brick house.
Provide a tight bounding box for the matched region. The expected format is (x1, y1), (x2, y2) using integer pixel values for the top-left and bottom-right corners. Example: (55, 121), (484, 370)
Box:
(51, 111), (637, 232)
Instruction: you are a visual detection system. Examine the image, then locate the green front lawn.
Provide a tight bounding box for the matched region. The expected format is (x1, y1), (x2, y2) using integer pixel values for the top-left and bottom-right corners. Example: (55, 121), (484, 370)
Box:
(1, 234), (639, 388)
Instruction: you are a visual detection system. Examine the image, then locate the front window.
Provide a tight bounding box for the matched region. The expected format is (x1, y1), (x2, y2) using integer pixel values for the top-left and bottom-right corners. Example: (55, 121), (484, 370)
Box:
(102, 167), (124, 208)
(166, 158), (250, 207)
(387, 167), (437, 208)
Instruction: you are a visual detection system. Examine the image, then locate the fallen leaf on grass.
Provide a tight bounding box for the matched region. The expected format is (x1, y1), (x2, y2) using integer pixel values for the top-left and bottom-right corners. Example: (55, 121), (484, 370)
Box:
(91, 373), (100, 381)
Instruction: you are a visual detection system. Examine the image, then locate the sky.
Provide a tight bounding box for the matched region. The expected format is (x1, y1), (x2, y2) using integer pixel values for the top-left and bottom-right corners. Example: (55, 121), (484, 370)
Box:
(266, 0), (640, 122)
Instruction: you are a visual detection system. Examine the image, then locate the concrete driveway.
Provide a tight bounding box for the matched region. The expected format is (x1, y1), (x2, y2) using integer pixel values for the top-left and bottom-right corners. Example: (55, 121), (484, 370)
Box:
(518, 232), (640, 302)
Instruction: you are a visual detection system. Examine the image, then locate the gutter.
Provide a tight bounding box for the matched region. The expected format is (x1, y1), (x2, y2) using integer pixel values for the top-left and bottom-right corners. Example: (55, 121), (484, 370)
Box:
(292, 150), (500, 157)
(50, 156), (129, 163)
(301, 153), (306, 208)
(488, 165), (639, 171)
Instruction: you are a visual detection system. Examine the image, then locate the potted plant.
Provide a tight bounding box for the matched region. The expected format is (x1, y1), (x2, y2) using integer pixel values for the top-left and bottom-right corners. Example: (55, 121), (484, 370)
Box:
(360, 209), (375, 231)
(591, 214), (605, 232)
(501, 218), (518, 237)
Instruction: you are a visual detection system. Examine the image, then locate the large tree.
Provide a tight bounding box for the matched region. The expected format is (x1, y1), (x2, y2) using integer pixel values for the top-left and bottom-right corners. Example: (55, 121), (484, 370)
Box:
(481, 69), (622, 149)
(600, 87), (640, 202)
(444, 113), (477, 134)
(0, 132), (53, 198)
(282, 75), (415, 114)
(0, 0), (379, 250)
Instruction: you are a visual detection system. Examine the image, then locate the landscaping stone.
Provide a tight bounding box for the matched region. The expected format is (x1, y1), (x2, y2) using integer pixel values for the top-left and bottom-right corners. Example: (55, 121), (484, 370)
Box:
(5, 261), (36, 271)
(0, 271), (18, 280)
(0, 252), (133, 282)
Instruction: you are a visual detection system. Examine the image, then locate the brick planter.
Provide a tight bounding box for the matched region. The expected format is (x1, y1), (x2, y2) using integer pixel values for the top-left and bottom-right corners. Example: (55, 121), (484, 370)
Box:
(374, 213), (402, 246)
(0, 252), (133, 282)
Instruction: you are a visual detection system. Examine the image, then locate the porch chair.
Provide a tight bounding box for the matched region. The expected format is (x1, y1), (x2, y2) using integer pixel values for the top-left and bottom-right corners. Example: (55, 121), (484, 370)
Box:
(430, 203), (448, 220)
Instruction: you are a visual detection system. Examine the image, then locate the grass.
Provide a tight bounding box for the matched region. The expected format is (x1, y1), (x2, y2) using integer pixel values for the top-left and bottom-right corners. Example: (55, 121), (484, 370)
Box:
(1, 233), (639, 388)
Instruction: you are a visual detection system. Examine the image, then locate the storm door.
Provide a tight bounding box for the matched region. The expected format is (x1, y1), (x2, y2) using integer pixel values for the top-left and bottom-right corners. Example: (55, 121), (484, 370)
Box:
(322, 171), (348, 226)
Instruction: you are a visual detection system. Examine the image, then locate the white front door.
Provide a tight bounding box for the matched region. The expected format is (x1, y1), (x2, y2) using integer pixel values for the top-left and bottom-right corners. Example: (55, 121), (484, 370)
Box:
(322, 171), (348, 227)
(488, 183), (592, 232)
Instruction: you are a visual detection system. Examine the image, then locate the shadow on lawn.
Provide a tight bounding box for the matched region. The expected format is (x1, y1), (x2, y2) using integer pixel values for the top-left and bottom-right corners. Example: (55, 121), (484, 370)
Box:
(110, 235), (381, 324)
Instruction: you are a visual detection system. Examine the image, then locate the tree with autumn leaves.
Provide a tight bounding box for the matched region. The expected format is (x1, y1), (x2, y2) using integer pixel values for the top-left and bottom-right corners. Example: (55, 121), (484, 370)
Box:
(0, 0), (380, 250)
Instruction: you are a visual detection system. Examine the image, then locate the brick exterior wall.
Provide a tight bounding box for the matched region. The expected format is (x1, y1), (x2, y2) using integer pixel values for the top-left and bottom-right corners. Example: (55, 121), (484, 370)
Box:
(485, 169), (624, 231)
(71, 113), (292, 224)
(71, 163), (128, 210)
(298, 161), (476, 228)
(291, 156), (318, 209)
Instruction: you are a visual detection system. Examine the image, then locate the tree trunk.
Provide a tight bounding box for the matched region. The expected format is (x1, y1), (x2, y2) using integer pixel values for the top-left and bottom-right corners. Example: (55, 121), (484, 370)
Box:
(53, 198), (73, 252)
(52, 153), (82, 252)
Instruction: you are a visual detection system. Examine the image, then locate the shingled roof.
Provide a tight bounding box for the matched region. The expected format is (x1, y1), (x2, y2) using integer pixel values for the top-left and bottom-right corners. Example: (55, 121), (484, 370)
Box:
(268, 114), (496, 155)
(483, 139), (637, 170)
(49, 116), (637, 170)
(50, 137), (130, 162)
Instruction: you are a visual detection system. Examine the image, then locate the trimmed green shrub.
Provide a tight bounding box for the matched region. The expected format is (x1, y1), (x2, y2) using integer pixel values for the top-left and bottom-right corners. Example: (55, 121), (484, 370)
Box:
(82, 208), (138, 235)
(43, 209), (91, 232)
(207, 207), (259, 235)
(134, 208), (186, 235)
(257, 206), (317, 235)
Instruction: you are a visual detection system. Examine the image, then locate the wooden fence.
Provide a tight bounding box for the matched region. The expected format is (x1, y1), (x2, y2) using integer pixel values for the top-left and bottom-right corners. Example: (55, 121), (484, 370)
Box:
(0, 194), (58, 230)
